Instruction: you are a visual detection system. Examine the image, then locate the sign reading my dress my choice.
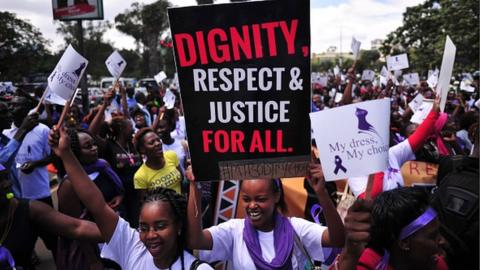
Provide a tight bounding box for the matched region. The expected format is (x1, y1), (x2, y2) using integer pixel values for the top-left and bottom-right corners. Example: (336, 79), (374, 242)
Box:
(168, 0), (311, 181)
(310, 99), (390, 181)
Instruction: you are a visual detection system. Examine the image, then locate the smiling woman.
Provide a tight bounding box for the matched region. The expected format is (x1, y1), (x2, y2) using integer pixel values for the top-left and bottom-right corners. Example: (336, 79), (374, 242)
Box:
(48, 127), (213, 270)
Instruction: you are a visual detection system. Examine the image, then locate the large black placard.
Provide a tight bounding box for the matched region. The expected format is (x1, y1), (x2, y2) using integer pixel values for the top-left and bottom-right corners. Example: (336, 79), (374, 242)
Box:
(168, 0), (310, 181)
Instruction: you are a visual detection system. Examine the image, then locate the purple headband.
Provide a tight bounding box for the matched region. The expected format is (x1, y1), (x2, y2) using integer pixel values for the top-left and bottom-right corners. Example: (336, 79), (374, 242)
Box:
(399, 207), (437, 240)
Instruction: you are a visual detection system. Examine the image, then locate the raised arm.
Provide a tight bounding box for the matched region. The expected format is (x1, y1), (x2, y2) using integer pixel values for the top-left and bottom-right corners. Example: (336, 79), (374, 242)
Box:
(49, 127), (119, 242)
(30, 200), (104, 242)
(340, 66), (355, 106)
(186, 167), (214, 250)
(119, 83), (130, 119)
(309, 163), (345, 247)
(89, 90), (114, 136)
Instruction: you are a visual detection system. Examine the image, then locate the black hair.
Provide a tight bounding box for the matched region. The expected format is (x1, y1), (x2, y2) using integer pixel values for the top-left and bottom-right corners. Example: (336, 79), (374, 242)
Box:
(239, 178), (288, 214)
(369, 187), (430, 252)
(108, 116), (130, 140)
(133, 127), (155, 153)
(459, 111), (479, 131)
(141, 188), (187, 270)
(67, 128), (95, 160)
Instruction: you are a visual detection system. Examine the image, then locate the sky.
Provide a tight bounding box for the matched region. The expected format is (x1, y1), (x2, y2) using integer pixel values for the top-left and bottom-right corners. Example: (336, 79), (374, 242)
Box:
(1, 0), (424, 53)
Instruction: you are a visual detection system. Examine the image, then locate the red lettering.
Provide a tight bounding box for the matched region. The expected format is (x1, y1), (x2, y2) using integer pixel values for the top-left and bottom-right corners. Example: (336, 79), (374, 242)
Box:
(208, 28), (231, 63)
(214, 130), (230, 153)
(252, 24), (263, 58)
(425, 163), (436, 176)
(195, 31), (208, 65)
(202, 130), (213, 152)
(230, 25), (252, 61)
(174, 33), (196, 67)
(261, 22), (279, 56)
(279, 19), (298, 54)
(265, 130), (274, 152)
(409, 162), (420, 175)
(249, 130), (264, 152)
(231, 130), (245, 153)
(276, 130), (287, 152)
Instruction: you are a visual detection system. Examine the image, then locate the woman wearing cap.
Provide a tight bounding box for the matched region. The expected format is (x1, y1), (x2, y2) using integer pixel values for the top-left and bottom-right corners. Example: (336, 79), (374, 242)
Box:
(187, 164), (345, 269)
(334, 187), (447, 270)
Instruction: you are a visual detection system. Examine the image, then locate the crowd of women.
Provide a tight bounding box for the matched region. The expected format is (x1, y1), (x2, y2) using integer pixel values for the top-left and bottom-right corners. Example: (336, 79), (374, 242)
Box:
(0, 64), (478, 270)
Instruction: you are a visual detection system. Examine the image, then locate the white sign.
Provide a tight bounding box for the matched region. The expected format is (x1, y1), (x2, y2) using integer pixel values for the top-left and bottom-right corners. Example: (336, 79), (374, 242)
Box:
(380, 66), (389, 78)
(44, 87), (67, 105)
(351, 37), (361, 59)
(436, 36), (456, 112)
(408, 93), (424, 112)
(410, 99), (433, 124)
(460, 80), (475, 92)
(47, 45), (88, 101)
(154, 71), (167, 84)
(334, 66), (340, 76)
(105, 50), (127, 79)
(319, 76), (328, 87)
(427, 69), (439, 88)
(386, 53), (409, 71)
(163, 89), (176, 109)
(310, 99), (390, 181)
(334, 92), (343, 103)
(403, 73), (420, 86)
(361, 70), (375, 81)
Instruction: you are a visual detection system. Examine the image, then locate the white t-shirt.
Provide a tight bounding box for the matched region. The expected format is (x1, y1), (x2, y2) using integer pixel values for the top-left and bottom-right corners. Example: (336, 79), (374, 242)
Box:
(348, 139), (415, 196)
(101, 217), (212, 270)
(3, 123), (51, 199)
(199, 218), (327, 269)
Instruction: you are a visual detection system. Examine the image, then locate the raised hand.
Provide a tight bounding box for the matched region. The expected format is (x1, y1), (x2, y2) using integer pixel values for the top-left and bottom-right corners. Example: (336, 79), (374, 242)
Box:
(307, 163), (326, 195)
(48, 127), (71, 157)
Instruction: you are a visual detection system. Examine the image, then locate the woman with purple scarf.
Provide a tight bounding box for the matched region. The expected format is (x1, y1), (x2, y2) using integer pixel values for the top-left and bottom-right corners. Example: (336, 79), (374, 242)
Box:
(186, 164), (345, 269)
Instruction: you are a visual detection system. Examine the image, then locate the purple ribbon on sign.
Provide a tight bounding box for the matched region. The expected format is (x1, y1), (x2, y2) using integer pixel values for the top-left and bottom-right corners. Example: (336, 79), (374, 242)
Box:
(386, 167), (399, 179)
(0, 246), (15, 269)
(310, 204), (323, 224)
(399, 207), (437, 240)
(333, 155), (347, 175)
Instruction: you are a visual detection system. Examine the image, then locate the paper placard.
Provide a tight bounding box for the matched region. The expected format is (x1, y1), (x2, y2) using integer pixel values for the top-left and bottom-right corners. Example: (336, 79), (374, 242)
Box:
(154, 71), (167, 84)
(361, 70), (375, 81)
(47, 45), (88, 101)
(310, 99), (390, 181)
(351, 37), (361, 59)
(436, 36), (456, 112)
(44, 87), (67, 105)
(408, 93), (424, 112)
(334, 92), (343, 103)
(410, 99), (433, 124)
(163, 89), (176, 109)
(334, 66), (340, 76)
(380, 66), (389, 78)
(427, 68), (439, 88)
(403, 73), (420, 86)
(386, 53), (409, 71)
(105, 50), (127, 79)
(319, 76), (328, 87)
(460, 80), (475, 92)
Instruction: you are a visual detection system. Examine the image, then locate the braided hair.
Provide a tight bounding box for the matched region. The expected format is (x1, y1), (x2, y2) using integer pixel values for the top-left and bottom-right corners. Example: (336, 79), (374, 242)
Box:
(142, 188), (188, 270)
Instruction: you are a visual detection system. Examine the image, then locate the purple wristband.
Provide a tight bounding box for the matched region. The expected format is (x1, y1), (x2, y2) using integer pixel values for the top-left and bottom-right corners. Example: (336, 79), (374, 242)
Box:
(399, 207), (437, 240)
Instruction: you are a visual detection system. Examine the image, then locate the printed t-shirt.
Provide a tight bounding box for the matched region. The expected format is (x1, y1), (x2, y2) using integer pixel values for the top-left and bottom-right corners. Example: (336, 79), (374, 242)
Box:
(134, 151), (181, 193)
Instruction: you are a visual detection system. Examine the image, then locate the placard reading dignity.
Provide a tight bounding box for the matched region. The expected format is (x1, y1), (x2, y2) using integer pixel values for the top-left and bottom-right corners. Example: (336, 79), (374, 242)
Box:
(168, 1), (310, 180)
(169, 0), (311, 181)
(48, 45), (88, 101)
(310, 99), (390, 181)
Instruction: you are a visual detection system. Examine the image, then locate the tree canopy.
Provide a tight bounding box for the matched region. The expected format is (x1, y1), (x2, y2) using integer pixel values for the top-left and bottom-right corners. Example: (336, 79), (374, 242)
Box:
(380, 0), (479, 74)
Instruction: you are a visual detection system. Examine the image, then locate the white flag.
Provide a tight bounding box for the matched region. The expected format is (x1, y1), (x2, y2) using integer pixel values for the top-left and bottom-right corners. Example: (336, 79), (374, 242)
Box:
(48, 44), (88, 101)
(105, 50), (127, 79)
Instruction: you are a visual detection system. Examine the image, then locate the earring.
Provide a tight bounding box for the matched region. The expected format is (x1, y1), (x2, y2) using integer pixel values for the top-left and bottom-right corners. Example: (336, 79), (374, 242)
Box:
(178, 231), (181, 236)
(403, 247), (410, 252)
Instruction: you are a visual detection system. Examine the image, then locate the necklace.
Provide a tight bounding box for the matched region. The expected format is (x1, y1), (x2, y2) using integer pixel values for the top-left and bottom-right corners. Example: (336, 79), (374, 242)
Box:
(114, 140), (135, 165)
(0, 200), (15, 245)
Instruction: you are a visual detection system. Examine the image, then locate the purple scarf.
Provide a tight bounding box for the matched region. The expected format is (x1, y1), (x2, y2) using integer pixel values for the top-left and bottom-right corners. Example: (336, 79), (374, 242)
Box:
(78, 159), (124, 194)
(243, 213), (294, 270)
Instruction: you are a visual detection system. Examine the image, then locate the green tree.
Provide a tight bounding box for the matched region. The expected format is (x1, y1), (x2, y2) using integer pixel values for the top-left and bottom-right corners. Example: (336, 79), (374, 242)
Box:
(0, 11), (54, 81)
(115, 0), (172, 76)
(380, 0), (479, 74)
(356, 50), (381, 72)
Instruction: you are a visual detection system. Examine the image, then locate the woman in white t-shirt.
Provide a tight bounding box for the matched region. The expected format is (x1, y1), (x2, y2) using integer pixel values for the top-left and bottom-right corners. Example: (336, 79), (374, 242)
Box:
(49, 128), (212, 270)
(186, 164), (345, 269)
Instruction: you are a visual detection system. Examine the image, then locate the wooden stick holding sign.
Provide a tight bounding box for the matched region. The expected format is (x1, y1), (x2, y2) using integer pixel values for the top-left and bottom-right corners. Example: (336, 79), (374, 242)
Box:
(32, 89), (48, 113)
(56, 88), (81, 128)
